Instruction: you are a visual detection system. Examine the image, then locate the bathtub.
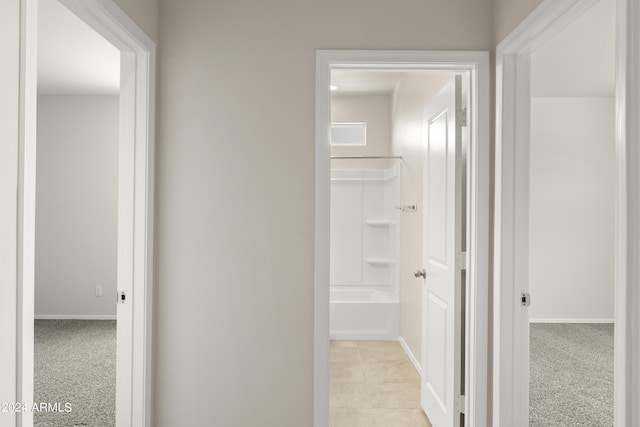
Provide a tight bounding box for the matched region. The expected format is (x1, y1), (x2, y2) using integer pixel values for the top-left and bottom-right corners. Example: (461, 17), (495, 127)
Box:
(330, 288), (399, 340)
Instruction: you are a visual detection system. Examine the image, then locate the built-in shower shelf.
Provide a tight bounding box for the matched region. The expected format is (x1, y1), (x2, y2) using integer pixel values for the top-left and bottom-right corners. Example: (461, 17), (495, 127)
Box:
(365, 220), (394, 227)
(366, 258), (395, 266)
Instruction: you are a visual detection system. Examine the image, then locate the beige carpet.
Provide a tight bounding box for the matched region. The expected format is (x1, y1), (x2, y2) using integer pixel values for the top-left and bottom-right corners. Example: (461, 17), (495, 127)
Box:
(530, 323), (614, 427)
(34, 319), (116, 427)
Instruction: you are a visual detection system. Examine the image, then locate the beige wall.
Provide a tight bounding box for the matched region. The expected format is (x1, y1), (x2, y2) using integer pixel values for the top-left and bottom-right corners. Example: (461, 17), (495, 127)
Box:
(529, 97), (615, 321)
(0, 0), (505, 426)
(0, 0), (19, 425)
(114, 0), (159, 41)
(391, 72), (454, 364)
(35, 96), (119, 318)
(494, 0), (544, 43)
(156, 0), (492, 424)
(3, 0), (610, 425)
(331, 94), (392, 169)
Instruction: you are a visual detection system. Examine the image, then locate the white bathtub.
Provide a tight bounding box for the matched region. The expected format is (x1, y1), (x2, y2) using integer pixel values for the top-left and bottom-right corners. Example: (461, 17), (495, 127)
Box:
(330, 288), (399, 340)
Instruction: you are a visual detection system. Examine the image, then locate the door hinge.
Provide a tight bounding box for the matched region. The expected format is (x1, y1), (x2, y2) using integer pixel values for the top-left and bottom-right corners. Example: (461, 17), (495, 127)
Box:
(521, 292), (531, 307)
(455, 394), (466, 413)
(457, 251), (467, 270)
(457, 107), (467, 127)
(117, 291), (127, 304)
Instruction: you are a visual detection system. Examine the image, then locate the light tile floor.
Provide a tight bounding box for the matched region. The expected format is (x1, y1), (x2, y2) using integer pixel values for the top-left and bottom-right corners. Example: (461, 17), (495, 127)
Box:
(330, 340), (433, 427)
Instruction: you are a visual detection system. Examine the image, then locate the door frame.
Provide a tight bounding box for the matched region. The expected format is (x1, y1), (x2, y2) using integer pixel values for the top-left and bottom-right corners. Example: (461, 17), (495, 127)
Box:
(17, 0), (155, 426)
(314, 50), (490, 427)
(494, 0), (639, 424)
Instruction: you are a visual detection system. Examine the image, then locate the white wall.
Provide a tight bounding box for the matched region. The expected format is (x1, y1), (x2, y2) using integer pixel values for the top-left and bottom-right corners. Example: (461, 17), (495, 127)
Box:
(331, 94), (392, 169)
(529, 97), (615, 321)
(35, 95), (118, 318)
(391, 72), (454, 363)
(0, 1), (19, 424)
(329, 94), (399, 291)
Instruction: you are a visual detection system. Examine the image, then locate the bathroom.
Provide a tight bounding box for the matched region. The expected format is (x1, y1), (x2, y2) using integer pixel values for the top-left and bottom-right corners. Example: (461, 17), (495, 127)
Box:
(328, 69), (463, 426)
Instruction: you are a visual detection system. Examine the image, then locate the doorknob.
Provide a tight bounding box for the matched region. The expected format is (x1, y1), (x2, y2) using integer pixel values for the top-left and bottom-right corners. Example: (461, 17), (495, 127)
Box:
(414, 269), (427, 278)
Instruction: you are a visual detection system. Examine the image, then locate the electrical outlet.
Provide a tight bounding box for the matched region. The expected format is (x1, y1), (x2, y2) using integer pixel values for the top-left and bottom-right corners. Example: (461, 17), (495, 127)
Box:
(95, 285), (103, 297)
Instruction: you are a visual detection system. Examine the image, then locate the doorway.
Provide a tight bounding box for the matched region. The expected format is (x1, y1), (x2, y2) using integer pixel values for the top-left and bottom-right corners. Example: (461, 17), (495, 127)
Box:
(34, 0), (120, 424)
(494, 0), (639, 424)
(315, 50), (490, 427)
(327, 70), (458, 427)
(17, 0), (155, 426)
(527, 1), (615, 423)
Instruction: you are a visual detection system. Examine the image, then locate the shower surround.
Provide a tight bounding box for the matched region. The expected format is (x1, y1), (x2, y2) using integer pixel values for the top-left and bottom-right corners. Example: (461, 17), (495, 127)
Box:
(330, 165), (401, 340)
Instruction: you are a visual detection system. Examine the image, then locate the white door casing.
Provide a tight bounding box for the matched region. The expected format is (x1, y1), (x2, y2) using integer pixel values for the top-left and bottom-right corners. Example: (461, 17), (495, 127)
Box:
(420, 76), (463, 427)
(494, 0), (640, 425)
(17, 1), (155, 426)
(315, 50), (489, 427)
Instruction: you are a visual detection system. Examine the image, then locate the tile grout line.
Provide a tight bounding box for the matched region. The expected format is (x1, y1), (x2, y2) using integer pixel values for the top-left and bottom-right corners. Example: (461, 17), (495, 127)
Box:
(329, 341), (432, 427)
(356, 341), (381, 427)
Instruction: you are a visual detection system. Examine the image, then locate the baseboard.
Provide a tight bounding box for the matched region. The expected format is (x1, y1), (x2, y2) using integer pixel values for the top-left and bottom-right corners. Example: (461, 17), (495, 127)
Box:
(330, 332), (398, 340)
(34, 314), (117, 320)
(398, 336), (422, 377)
(529, 318), (614, 324)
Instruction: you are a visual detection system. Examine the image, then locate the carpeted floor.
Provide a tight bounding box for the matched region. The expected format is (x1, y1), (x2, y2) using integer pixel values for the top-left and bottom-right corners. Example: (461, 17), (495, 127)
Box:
(530, 323), (614, 427)
(34, 319), (116, 427)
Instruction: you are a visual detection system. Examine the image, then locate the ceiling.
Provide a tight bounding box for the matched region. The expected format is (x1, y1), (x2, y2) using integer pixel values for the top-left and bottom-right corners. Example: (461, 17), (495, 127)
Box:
(330, 70), (455, 96)
(531, 0), (615, 97)
(38, 0), (120, 95)
(331, 71), (405, 96)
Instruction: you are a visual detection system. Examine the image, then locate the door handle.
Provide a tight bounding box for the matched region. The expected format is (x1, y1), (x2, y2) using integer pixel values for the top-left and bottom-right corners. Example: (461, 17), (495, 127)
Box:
(414, 269), (427, 278)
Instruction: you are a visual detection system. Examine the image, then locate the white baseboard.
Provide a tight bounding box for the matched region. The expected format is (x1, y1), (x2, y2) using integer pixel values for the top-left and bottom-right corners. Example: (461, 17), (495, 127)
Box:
(529, 318), (614, 324)
(35, 314), (117, 320)
(330, 332), (398, 340)
(399, 336), (422, 377)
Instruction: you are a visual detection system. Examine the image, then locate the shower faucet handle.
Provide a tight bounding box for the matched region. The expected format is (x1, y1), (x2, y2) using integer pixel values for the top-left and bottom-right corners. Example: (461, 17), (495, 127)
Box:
(414, 269), (427, 278)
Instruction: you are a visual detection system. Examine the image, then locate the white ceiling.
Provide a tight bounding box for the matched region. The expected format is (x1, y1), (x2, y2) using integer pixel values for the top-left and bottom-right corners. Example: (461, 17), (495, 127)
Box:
(38, 0), (120, 95)
(531, 0), (615, 97)
(331, 71), (405, 96)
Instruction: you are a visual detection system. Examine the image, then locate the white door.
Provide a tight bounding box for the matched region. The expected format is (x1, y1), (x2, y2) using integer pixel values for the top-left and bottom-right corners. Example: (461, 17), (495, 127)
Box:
(420, 76), (463, 427)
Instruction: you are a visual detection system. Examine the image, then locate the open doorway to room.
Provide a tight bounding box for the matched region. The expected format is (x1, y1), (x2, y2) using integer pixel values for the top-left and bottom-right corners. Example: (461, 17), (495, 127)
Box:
(328, 70), (471, 427)
(315, 51), (490, 427)
(527, 0), (616, 424)
(18, 0), (155, 425)
(492, 0), (640, 424)
(34, 0), (120, 425)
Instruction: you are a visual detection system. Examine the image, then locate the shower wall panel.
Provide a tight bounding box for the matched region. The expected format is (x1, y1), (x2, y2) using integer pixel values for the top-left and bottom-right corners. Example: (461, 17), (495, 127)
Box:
(330, 166), (400, 293)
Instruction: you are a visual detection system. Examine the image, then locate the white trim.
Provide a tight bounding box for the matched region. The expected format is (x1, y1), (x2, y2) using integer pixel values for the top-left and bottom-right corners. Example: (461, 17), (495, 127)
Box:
(494, 0), (637, 425)
(17, 1), (155, 427)
(34, 315), (118, 320)
(17, 3), (38, 426)
(314, 50), (331, 427)
(496, 0), (599, 55)
(399, 336), (422, 377)
(529, 318), (615, 324)
(315, 49), (489, 427)
(614, 1), (640, 425)
(329, 332), (398, 340)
